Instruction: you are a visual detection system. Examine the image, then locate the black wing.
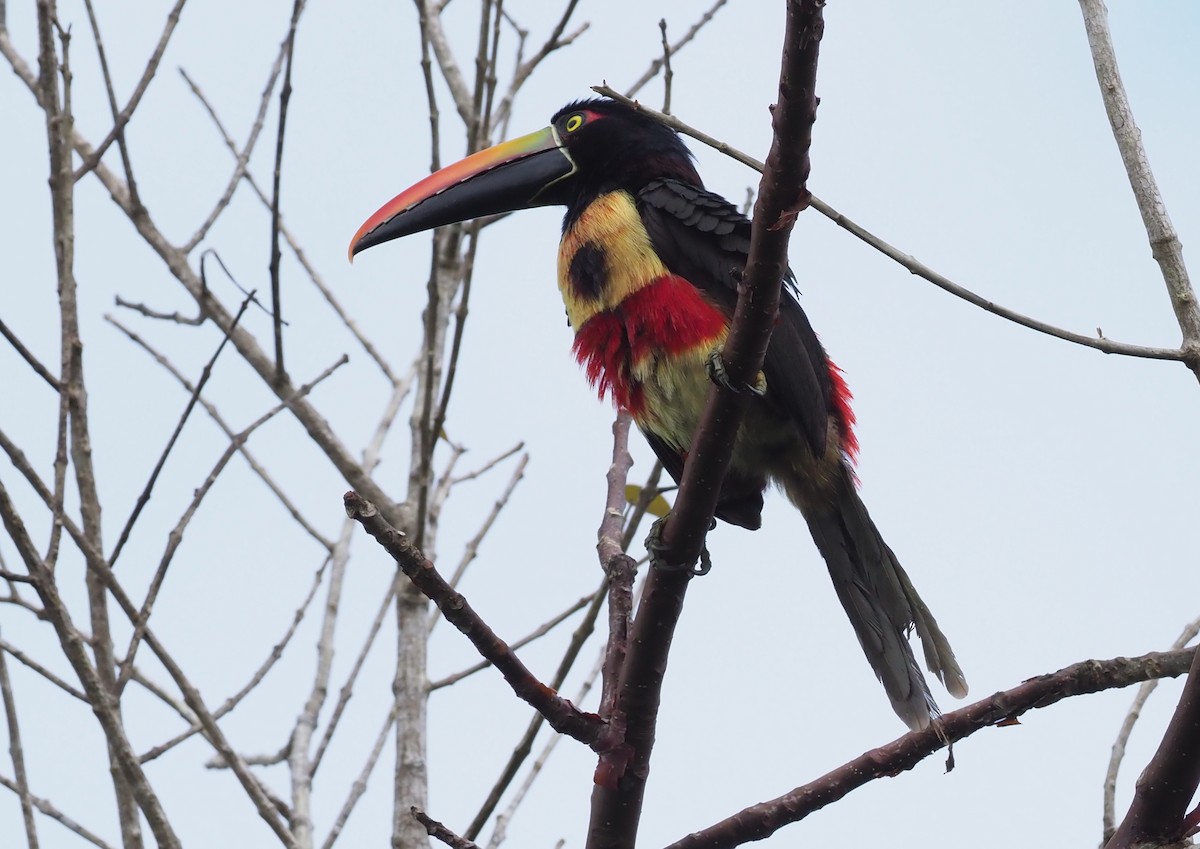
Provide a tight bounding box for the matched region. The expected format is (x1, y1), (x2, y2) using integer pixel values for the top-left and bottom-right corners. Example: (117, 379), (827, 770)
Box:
(636, 178), (832, 459)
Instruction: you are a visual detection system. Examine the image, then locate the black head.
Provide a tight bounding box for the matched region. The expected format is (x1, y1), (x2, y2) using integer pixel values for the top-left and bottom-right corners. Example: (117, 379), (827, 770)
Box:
(541, 99), (703, 222)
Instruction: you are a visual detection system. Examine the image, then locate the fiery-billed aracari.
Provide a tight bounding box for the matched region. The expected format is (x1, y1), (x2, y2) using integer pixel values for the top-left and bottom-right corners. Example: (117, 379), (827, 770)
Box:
(349, 98), (968, 730)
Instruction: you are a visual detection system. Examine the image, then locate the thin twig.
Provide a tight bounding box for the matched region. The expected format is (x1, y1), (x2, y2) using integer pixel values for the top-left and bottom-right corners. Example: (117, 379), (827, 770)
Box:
(269, 0), (305, 385)
(108, 293), (256, 569)
(1102, 616), (1200, 842)
(486, 651), (606, 849)
(1078, 0), (1200, 379)
(139, 557), (329, 762)
(0, 314), (61, 390)
(180, 17), (296, 253)
(344, 492), (604, 745)
(116, 355), (349, 692)
(413, 808), (482, 849)
(593, 85), (1188, 364)
(428, 591), (596, 690)
(72, 0), (185, 181)
(0, 625), (39, 848)
(0, 638), (86, 702)
(429, 452), (528, 631)
(657, 18), (672, 115)
(623, 0), (728, 98)
(317, 702), (399, 849)
(0, 773), (115, 849)
(105, 314), (333, 549)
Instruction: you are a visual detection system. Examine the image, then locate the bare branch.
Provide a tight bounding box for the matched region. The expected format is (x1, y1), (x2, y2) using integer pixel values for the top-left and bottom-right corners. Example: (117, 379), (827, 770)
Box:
(310, 576), (397, 776)
(623, 0), (728, 98)
(105, 314), (333, 549)
(414, 0), (474, 126)
(113, 296), (205, 325)
(0, 773), (115, 849)
(140, 557), (329, 762)
(72, 0), (185, 181)
(429, 452), (528, 631)
(428, 591), (596, 691)
(1079, 0), (1200, 378)
(0, 626), (39, 848)
(593, 85), (1189, 364)
(1103, 616), (1200, 842)
(344, 492), (605, 745)
(0, 314), (61, 391)
(108, 293), (256, 569)
(413, 807), (481, 849)
(180, 18), (296, 254)
(117, 355), (349, 691)
(587, 7), (824, 848)
(317, 702), (398, 849)
(665, 649), (1196, 849)
(269, 0), (305, 385)
(0, 638), (86, 702)
(490, 2), (587, 132)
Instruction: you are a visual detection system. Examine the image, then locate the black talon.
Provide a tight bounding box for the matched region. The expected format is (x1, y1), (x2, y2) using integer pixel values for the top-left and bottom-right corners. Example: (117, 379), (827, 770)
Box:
(645, 515), (714, 576)
(705, 349), (767, 396)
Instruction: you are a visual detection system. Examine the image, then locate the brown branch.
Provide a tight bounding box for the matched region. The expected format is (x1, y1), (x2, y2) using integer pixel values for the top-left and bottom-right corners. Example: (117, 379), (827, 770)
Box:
(1105, 645), (1200, 847)
(413, 807), (482, 849)
(585, 6), (824, 849)
(667, 648), (1196, 849)
(592, 85), (1188, 364)
(269, 0), (304, 385)
(0, 314), (61, 391)
(428, 591), (596, 691)
(344, 491), (605, 745)
(1103, 616), (1200, 841)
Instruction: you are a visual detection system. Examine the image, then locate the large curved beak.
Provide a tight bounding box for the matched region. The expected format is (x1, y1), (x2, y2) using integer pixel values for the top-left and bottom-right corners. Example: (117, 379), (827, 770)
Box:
(349, 125), (574, 261)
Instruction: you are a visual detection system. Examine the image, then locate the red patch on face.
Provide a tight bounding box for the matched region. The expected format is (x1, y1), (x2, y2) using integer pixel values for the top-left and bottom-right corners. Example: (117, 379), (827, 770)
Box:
(826, 359), (859, 463)
(571, 275), (727, 414)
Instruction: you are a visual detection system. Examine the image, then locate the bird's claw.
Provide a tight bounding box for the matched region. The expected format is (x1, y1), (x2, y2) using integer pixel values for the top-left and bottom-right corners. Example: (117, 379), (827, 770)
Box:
(705, 349), (766, 397)
(645, 515), (713, 576)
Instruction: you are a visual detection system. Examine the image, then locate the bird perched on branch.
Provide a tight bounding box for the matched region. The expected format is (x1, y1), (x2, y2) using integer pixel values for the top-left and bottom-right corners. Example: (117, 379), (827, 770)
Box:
(349, 98), (967, 730)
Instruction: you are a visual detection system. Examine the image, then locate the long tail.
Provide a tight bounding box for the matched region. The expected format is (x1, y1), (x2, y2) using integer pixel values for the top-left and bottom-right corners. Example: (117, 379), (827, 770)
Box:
(797, 471), (968, 731)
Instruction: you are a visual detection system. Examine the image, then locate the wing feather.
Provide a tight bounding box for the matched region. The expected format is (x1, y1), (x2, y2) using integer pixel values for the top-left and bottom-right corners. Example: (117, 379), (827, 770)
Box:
(636, 179), (832, 458)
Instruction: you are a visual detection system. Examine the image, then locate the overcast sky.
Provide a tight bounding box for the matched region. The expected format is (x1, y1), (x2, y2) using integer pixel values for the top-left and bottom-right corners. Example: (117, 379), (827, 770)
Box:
(2, 2), (1199, 847)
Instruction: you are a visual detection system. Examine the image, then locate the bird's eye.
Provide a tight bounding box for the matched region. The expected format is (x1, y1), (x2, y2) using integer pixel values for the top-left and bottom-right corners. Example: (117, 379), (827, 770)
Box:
(565, 113), (584, 133)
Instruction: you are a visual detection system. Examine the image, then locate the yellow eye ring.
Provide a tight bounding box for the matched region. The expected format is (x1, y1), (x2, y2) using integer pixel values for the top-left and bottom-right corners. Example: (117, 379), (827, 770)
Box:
(565, 114), (584, 133)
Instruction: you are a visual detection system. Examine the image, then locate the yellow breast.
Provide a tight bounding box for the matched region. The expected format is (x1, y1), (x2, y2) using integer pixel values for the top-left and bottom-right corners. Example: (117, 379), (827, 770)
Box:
(557, 191), (668, 329)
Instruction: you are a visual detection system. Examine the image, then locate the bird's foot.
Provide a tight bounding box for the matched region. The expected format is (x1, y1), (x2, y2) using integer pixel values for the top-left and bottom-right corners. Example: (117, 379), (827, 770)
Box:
(645, 515), (714, 576)
(705, 349), (766, 397)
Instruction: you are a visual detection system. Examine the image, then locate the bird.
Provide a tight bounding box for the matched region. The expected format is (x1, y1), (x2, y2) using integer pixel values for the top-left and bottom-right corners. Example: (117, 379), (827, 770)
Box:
(349, 97), (967, 730)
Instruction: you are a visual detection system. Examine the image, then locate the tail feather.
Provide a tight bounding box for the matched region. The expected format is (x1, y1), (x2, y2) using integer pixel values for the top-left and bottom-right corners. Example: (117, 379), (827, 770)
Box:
(799, 472), (967, 730)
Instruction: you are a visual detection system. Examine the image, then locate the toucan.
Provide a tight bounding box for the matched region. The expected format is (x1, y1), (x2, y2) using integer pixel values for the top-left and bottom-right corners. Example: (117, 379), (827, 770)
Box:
(349, 98), (967, 730)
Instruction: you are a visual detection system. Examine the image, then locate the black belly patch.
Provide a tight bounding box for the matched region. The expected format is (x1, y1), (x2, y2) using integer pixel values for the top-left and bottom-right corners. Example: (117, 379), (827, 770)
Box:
(567, 241), (609, 302)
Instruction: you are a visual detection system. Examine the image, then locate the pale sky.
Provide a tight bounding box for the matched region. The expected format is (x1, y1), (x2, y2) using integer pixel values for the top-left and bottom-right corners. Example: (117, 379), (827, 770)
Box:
(2, 2), (1198, 847)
